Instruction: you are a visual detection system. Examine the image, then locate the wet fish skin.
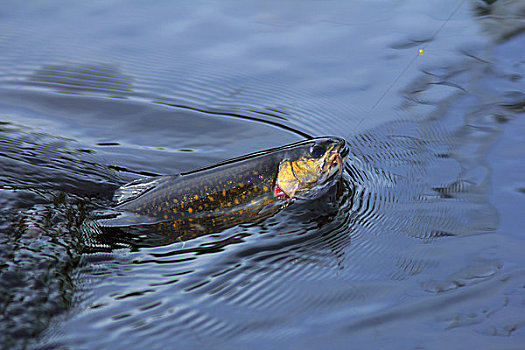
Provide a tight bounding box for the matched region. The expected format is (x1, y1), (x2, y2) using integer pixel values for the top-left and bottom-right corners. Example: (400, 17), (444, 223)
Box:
(101, 137), (347, 239)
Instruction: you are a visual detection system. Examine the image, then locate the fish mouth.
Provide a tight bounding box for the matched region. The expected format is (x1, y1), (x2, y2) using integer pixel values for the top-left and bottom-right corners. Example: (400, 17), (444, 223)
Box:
(338, 141), (349, 160)
(323, 139), (348, 178)
(274, 138), (348, 200)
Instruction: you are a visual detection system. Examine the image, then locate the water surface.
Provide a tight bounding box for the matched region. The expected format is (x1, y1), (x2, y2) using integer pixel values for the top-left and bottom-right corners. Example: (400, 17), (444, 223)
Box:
(1, 0), (524, 349)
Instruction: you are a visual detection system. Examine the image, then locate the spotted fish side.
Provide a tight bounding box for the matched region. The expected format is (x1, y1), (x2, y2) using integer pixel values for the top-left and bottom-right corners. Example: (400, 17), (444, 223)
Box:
(99, 151), (283, 234)
(96, 137), (348, 240)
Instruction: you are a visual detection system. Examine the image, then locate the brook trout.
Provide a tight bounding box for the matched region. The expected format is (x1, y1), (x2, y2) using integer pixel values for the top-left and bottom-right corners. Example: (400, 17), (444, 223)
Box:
(98, 137), (348, 241)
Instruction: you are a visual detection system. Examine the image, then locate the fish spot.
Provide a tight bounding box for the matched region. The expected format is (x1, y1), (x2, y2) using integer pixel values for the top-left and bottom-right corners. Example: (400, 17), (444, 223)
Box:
(234, 199), (240, 205)
(227, 202), (232, 207)
(253, 171), (258, 175)
(222, 190), (226, 197)
(239, 183), (244, 188)
(208, 196), (214, 202)
(173, 199), (178, 203)
(194, 195), (199, 200)
(188, 207), (193, 214)
(263, 186), (269, 192)
(164, 215), (168, 220)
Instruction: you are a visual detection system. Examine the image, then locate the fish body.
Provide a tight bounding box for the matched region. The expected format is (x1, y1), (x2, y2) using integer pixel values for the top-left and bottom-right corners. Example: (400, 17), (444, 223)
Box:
(98, 137), (348, 240)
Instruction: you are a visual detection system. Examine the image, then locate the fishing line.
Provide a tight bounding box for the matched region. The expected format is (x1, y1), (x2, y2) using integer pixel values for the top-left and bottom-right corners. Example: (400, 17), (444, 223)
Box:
(348, 0), (466, 138)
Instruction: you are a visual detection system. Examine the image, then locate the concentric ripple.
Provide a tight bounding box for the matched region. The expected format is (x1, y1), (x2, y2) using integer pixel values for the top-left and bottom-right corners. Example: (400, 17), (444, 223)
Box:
(2, 1), (525, 348)
(41, 108), (501, 349)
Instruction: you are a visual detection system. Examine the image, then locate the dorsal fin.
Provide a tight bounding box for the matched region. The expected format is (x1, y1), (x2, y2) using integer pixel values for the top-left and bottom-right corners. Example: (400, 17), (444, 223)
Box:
(113, 177), (165, 205)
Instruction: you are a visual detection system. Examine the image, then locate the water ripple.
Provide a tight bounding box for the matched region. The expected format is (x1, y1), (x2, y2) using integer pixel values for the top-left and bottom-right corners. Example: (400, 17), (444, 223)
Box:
(0, 60), (358, 139)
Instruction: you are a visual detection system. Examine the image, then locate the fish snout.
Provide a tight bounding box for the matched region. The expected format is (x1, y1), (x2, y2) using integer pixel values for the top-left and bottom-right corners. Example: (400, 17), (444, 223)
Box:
(325, 139), (348, 176)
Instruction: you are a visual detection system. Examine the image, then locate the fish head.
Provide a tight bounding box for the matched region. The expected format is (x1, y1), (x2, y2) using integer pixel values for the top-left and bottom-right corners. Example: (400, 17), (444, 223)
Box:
(276, 137), (348, 200)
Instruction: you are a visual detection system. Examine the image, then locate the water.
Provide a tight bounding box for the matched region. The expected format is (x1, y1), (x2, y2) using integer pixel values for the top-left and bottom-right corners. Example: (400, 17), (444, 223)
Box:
(1, 0), (524, 349)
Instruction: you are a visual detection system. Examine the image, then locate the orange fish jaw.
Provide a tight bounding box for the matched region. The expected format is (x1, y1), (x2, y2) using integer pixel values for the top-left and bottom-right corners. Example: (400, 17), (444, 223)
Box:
(275, 160), (301, 198)
(275, 144), (345, 199)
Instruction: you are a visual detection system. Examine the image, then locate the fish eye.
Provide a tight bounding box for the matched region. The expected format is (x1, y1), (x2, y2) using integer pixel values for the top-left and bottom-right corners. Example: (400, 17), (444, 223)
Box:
(309, 144), (326, 158)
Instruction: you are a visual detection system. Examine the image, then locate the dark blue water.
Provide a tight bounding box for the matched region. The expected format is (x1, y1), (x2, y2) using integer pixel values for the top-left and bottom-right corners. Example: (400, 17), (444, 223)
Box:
(1, 0), (524, 349)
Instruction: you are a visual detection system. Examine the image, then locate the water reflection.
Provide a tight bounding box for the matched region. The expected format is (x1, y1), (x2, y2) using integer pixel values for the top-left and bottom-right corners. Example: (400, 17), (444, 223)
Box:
(473, 0), (525, 43)
(1, 0), (524, 348)
(41, 106), (501, 349)
(2, 51), (512, 347)
(25, 63), (135, 97)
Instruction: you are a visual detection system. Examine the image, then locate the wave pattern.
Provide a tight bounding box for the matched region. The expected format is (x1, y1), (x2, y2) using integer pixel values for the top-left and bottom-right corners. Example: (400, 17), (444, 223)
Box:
(0, 122), (122, 197)
(43, 108), (501, 349)
(0, 60), (358, 139)
(2, 7), (524, 347)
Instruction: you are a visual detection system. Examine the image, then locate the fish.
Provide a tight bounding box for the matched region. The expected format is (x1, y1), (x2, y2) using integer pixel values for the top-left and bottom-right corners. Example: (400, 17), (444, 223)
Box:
(96, 137), (348, 241)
